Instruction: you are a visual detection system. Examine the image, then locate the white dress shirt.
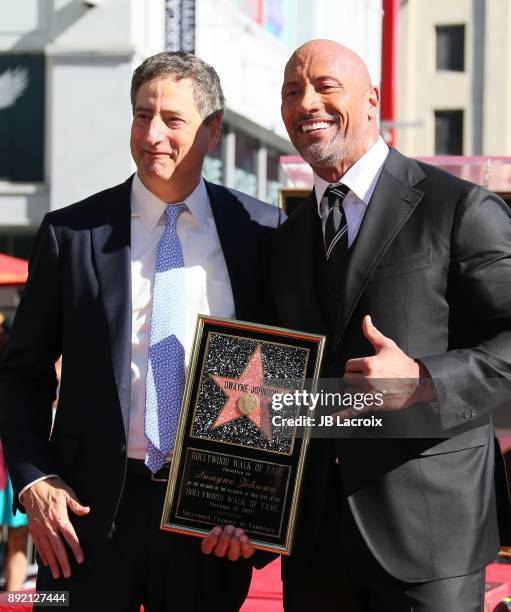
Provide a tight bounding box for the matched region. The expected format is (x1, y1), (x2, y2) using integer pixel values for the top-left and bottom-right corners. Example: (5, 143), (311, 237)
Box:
(129, 174), (234, 459)
(314, 136), (390, 246)
(19, 174), (235, 499)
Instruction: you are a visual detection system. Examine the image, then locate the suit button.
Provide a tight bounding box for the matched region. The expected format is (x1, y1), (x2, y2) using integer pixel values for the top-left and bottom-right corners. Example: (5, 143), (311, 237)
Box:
(120, 443), (126, 453)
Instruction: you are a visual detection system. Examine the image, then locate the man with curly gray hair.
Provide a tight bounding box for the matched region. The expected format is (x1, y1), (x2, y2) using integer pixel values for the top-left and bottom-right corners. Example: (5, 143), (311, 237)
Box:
(0, 50), (284, 611)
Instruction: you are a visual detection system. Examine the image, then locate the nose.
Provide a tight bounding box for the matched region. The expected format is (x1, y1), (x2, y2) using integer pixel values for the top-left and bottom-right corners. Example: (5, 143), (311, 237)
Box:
(145, 116), (166, 146)
(297, 85), (322, 115)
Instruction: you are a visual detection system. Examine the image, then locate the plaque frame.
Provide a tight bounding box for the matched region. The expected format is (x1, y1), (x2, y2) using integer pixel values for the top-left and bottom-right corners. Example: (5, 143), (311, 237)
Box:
(161, 315), (325, 554)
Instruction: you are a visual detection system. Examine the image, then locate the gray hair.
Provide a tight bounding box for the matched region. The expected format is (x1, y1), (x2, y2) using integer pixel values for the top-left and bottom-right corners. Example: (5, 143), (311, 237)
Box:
(130, 51), (225, 124)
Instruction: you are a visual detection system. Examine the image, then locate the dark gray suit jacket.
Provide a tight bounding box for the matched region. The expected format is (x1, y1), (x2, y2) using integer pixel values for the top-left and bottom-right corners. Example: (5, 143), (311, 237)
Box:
(265, 148), (511, 581)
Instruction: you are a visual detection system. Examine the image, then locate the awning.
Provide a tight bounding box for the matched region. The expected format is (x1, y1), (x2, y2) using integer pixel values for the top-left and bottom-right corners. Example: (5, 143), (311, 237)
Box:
(0, 253), (28, 286)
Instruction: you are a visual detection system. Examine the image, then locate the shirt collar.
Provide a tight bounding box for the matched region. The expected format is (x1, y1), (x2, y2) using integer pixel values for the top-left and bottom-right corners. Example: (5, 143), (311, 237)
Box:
(131, 174), (209, 232)
(314, 136), (389, 214)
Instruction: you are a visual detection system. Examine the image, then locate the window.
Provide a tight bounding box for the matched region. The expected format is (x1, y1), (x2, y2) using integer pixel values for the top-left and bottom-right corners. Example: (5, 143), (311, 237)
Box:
(435, 110), (463, 155)
(203, 133), (223, 185)
(436, 25), (465, 71)
(0, 54), (45, 182)
(266, 149), (280, 206)
(234, 133), (257, 197)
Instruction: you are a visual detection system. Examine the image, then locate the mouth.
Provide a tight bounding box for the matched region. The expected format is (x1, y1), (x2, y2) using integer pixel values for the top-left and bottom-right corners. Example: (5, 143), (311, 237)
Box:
(298, 120), (336, 134)
(144, 151), (171, 157)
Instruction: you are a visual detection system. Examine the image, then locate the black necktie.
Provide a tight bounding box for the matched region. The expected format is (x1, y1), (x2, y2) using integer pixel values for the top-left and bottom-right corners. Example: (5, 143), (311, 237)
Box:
(324, 184), (350, 265)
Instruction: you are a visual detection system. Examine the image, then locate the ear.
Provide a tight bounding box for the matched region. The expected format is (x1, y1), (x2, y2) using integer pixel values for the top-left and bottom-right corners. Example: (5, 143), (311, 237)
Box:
(206, 112), (222, 153)
(367, 86), (380, 119)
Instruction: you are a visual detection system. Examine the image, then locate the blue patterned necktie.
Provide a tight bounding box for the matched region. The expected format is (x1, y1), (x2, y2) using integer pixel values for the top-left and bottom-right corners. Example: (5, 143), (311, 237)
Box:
(145, 203), (187, 472)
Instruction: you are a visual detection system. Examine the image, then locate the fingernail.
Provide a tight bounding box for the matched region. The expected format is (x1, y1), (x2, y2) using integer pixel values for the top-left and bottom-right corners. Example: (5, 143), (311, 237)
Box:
(240, 535), (248, 543)
(213, 527), (222, 536)
(225, 525), (234, 534)
(235, 528), (243, 537)
(77, 555), (84, 564)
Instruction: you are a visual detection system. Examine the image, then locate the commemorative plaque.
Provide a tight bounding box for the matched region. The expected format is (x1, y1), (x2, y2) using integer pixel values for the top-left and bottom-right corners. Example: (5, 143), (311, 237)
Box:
(161, 316), (325, 554)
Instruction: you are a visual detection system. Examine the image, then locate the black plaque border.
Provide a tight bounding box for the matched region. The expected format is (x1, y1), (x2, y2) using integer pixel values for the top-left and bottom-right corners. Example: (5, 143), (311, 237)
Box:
(161, 315), (325, 554)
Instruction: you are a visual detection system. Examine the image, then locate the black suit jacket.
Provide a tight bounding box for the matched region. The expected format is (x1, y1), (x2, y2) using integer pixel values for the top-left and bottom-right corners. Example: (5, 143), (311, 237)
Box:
(0, 176), (284, 574)
(265, 148), (511, 581)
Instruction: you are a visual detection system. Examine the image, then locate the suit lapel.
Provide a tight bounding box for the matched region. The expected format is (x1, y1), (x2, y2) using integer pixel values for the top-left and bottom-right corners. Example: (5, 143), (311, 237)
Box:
(91, 177), (132, 440)
(206, 182), (259, 320)
(279, 192), (329, 334)
(332, 150), (425, 347)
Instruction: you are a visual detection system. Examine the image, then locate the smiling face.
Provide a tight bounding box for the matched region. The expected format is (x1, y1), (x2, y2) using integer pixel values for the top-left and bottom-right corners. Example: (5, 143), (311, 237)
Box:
(130, 76), (220, 202)
(281, 40), (379, 181)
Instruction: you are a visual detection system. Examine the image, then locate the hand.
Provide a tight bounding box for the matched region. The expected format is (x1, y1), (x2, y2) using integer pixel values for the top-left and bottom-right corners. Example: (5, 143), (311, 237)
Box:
(21, 477), (90, 579)
(201, 525), (254, 561)
(341, 315), (431, 414)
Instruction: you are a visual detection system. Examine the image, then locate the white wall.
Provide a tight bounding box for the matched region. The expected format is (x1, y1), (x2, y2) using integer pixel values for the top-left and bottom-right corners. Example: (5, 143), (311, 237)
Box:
(0, 0), (383, 223)
(196, 0), (382, 145)
(0, 0), (166, 218)
(195, 0), (291, 140)
(48, 55), (134, 209)
(0, 0), (84, 50)
(46, 0), (165, 209)
(298, 0), (382, 86)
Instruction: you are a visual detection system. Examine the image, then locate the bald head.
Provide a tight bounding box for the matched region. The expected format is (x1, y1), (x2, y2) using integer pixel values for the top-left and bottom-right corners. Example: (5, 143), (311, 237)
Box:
(286, 39), (372, 90)
(281, 39), (379, 181)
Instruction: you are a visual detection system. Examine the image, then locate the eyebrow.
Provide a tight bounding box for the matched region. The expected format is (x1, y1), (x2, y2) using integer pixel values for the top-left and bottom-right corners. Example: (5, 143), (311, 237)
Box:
(282, 75), (343, 87)
(134, 106), (185, 115)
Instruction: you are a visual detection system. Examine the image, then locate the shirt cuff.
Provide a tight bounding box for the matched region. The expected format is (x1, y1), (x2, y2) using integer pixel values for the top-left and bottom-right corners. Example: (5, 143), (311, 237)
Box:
(19, 474), (60, 504)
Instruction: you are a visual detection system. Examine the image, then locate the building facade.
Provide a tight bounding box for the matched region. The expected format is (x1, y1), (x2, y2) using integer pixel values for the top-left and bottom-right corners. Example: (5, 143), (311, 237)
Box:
(396, 0), (511, 156)
(0, 0), (382, 262)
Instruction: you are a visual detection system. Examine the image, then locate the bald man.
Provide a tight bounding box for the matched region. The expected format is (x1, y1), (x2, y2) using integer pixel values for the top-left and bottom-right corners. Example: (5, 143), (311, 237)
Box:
(259, 40), (511, 611)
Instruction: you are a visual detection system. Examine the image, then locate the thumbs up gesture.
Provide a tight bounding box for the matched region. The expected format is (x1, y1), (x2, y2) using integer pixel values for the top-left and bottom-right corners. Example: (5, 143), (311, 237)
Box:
(345, 315), (419, 379)
(343, 315), (432, 412)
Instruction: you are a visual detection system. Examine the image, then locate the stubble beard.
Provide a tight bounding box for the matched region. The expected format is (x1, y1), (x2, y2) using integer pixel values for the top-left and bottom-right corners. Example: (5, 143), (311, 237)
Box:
(295, 128), (356, 170)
